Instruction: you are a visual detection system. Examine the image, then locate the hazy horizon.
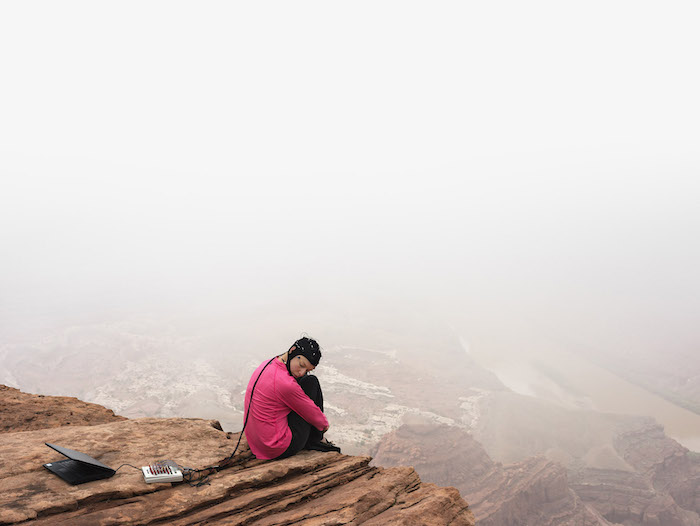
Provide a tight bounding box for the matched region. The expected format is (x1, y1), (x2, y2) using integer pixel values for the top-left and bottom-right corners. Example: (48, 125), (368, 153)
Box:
(2, 1), (699, 389)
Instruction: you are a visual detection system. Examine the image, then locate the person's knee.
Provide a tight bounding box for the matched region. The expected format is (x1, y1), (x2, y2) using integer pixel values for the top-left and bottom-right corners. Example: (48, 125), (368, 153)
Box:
(298, 374), (320, 393)
(298, 374), (323, 409)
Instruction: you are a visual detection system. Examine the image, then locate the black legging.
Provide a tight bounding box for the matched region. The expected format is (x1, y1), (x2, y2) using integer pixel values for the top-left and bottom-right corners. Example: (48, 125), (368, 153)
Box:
(275, 374), (325, 459)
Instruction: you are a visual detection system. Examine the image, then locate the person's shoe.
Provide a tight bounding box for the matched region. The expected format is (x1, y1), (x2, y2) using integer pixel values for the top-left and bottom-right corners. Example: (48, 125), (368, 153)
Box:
(306, 439), (341, 453)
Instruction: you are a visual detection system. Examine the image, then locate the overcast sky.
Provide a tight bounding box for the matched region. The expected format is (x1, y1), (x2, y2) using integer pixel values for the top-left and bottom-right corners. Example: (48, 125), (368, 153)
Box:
(1, 1), (699, 351)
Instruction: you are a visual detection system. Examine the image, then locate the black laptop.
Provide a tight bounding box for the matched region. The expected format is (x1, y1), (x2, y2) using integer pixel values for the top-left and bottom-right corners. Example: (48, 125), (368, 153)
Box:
(43, 443), (116, 485)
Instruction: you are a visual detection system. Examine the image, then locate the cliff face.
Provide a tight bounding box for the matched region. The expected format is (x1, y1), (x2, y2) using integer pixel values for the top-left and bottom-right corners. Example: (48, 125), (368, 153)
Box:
(373, 419), (700, 526)
(613, 421), (700, 516)
(565, 420), (700, 526)
(0, 385), (475, 525)
(371, 420), (609, 526)
(569, 468), (695, 526)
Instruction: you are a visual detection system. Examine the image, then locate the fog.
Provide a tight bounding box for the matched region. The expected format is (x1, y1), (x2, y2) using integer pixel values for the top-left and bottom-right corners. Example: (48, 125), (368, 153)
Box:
(2, 2), (700, 443)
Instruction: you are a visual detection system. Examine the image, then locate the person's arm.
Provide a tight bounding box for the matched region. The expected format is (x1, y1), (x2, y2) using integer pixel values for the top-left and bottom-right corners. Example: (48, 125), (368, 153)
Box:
(278, 379), (329, 431)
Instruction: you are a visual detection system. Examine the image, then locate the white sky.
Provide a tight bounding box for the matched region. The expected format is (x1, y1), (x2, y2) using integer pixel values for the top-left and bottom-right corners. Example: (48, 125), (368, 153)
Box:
(1, 1), (699, 351)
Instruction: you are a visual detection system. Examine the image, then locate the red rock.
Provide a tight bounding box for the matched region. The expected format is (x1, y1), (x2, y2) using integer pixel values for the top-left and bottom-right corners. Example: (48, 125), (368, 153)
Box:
(372, 421), (611, 525)
(0, 386), (475, 525)
(0, 385), (125, 433)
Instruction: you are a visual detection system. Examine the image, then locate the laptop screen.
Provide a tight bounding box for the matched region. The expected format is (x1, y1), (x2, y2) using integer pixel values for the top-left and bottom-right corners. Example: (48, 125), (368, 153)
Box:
(45, 443), (113, 471)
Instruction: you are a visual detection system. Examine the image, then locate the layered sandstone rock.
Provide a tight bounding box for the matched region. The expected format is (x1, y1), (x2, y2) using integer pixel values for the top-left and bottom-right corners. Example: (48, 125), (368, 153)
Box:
(565, 420), (700, 526)
(0, 386), (474, 525)
(372, 416), (700, 526)
(457, 387), (700, 526)
(613, 421), (700, 516)
(569, 468), (696, 526)
(0, 385), (125, 433)
(372, 421), (609, 525)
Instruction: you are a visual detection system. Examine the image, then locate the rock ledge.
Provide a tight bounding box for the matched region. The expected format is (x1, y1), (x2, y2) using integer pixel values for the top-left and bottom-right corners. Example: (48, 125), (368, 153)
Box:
(0, 386), (475, 525)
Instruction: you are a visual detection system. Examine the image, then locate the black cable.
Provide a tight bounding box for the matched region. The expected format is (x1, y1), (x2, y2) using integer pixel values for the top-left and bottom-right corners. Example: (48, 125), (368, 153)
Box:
(219, 357), (275, 467)
(182, 357), (276, 487)
(115, 463), (142, 473)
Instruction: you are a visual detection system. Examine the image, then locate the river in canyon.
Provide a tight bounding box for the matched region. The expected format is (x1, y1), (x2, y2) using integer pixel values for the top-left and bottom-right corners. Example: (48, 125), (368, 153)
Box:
(460, 332), (700, 453)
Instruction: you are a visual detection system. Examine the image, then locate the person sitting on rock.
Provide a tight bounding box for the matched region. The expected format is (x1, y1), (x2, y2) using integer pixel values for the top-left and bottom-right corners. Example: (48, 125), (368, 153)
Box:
(243, 337), (340, 459)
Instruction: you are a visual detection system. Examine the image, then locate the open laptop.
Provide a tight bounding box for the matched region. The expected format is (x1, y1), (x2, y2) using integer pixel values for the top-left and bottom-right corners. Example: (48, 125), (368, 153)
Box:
(43, 443), (116, 485)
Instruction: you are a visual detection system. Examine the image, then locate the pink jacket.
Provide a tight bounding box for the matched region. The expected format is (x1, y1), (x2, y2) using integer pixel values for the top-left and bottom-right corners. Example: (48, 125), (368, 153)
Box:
(244, 358), (329, 460)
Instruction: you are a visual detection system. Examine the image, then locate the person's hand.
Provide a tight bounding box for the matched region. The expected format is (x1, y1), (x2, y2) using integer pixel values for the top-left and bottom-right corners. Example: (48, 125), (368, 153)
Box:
(322, 423), (330, 433)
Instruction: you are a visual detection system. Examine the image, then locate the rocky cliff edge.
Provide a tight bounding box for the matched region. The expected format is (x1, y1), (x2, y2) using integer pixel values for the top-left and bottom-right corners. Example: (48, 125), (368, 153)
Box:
(0, 386), (475, 525)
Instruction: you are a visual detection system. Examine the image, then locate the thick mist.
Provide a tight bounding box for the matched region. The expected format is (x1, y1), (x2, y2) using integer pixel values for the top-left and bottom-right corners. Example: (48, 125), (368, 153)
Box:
(2, 1), (700, 448)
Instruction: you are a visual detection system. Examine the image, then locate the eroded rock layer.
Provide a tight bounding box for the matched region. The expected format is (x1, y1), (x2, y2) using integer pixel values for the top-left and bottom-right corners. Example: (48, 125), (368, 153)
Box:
(374, 419), (700, 526)
(371, 421), (611, 525)
(568, 421), (700, 526)
(0, 385), (125, 433)
(0, 386), (474, 525)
